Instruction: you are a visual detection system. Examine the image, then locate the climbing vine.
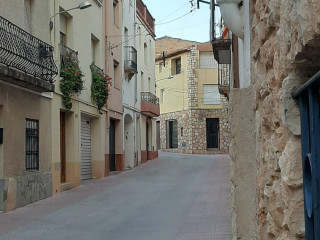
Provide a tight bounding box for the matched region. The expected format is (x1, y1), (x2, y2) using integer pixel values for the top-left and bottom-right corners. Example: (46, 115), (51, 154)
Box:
(90, 63), (112, 114)
(60, 53), (84, 110)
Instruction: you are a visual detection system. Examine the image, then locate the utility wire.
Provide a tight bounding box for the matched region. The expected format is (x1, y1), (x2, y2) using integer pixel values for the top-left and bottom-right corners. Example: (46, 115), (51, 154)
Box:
(158, 1), (190, 22)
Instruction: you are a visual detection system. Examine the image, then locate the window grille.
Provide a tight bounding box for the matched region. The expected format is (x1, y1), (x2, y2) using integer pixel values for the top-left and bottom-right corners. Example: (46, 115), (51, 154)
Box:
(293, 70), (320, 239)
(26, 119), (39, 171)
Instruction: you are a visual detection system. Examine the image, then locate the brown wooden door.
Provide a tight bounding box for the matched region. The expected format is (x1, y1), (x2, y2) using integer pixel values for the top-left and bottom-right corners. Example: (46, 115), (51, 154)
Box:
(60, 112), (66, 182)
(109, 119), (116, 172)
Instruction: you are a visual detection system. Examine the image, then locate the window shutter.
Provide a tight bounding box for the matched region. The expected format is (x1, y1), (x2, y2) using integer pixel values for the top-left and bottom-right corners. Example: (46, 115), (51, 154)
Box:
(203, 85), (221, 105)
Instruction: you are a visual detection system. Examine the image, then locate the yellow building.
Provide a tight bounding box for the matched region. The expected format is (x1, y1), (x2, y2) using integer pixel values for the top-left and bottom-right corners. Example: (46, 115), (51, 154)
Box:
(155, 37), (229, 154)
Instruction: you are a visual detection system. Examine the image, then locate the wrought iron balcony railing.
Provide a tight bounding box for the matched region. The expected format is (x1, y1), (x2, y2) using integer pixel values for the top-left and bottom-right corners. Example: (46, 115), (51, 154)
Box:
(0, 16), (58, 83)
(91, 63), (104, 75)
(59, 44), (79, 65)
(124, 46), (137, 73)
(141, 92), (159, 106)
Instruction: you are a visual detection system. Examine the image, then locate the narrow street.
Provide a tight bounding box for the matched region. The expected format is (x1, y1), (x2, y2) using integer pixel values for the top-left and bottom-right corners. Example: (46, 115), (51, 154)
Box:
(0, 152), (231, 240)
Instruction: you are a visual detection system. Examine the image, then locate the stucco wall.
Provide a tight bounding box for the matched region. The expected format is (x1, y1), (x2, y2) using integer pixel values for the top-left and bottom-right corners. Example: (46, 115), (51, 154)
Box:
(0, 83), (52, 211)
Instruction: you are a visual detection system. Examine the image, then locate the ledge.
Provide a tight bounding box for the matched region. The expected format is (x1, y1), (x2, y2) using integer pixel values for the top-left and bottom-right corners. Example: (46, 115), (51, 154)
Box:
(0, 65), (55, 92)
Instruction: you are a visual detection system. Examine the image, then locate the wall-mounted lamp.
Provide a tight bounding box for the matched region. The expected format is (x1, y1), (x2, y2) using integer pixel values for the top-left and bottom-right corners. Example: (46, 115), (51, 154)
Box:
(50, 1), (92, 30)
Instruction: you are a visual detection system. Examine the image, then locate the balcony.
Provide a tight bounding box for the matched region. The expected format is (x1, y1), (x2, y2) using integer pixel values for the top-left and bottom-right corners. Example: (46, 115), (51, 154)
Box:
(210, 2), (231, 64)
(0, 16), (57, 92)
(141, 92), (160, 117)
(218, 64), (230, 98)
(124, 46), (137, 80)
(59, 44), (79, 65)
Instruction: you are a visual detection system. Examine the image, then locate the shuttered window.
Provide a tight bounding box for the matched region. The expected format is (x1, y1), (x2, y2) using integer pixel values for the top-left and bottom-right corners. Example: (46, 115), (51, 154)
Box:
(203, 84), (220, 105)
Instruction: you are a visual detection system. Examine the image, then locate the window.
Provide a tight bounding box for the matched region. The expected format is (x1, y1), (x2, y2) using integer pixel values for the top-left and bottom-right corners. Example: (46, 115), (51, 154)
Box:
(91, 34), (99, 64)
(114, 60), (119, 89)
(293, 72), (320, 239)
(159, 62), (163, 73)
(199, 52), (218, 69)
(26, 119), (39, 170)
(161, 89), (165, 103)
(113, 0), (119, 26)
(166, 120), (178, 149)
(181, 127), (184, 136)
(203, 85), (221, 105)
(113, 60), (120, 89)
(141, 71), (144, 91)
(60, 32), (66, 45)
(144, 43), (148, 65)
(148, 77), (151, 91)
(138, 27), (142, 46)
(171, 57), (181, 75)
(24, 0), (32, 32)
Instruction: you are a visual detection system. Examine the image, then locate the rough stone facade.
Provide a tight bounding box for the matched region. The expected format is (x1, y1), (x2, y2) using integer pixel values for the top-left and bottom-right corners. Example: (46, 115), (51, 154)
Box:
(159, 107), (229, 154)
(230, 0), (320, 239)
(158, 44), (230, 155)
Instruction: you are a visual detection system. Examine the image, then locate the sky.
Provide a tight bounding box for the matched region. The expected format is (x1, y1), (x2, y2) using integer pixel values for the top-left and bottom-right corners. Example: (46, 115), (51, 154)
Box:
(142, 0), (211, 43)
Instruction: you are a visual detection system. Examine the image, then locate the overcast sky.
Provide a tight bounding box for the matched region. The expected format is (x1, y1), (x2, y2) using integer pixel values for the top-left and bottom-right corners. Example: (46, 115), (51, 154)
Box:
(142, 0), (211, 43)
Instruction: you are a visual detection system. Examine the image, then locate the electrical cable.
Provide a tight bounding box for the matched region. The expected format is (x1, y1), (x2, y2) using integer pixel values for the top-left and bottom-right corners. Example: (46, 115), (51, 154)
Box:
(157, 1), (190, 22)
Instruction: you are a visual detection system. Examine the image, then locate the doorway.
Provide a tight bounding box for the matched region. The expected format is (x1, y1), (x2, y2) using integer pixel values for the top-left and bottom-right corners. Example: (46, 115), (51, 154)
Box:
(60, 112), (66, 183)
(109, 119), (116, 171)
(206, 118), (219, 149)
(146, 122), (149, 159)
(156, 121), (160, 150)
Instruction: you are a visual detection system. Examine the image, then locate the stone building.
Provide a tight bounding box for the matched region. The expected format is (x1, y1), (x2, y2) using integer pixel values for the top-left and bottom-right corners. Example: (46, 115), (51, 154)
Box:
(155, 37), (229, 154)
(210, 0), (320, 239)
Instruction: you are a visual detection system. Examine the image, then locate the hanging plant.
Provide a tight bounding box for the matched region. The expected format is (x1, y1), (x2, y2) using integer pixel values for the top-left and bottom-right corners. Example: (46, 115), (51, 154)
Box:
(90, 63), (112, 114)
(60, 53), (84, 110)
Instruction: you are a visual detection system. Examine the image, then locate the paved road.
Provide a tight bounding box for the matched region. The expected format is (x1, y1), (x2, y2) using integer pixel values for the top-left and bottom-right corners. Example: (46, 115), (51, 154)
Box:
(0, 152), (231, 240)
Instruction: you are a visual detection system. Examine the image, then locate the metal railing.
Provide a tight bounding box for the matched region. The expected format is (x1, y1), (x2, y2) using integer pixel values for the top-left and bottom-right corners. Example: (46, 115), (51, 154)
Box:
(0, 16), (57, 83)
(91, 63), (104, 75)
(59, 44), (78, 65)
(124, 46), (137, 72)
(292, 70), (320, 240)
(141, 92), (159, 106)
(218, 63), (230, 86)
(210, 1), (231, 42)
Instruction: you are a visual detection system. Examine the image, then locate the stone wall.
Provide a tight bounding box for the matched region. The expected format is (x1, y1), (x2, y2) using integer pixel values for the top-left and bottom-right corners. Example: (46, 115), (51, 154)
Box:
(0, 173), (52, 211)
(231, 0), (320, 239)
(158, 108), (229, 154)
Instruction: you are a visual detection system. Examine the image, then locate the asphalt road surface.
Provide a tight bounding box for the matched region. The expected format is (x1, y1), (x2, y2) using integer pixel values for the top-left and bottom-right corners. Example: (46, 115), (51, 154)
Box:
(0, 152), (231, 240)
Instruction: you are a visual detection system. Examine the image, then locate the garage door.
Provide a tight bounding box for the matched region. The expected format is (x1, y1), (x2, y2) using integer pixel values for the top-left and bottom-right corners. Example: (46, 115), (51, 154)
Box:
(81, 117), (92, 180)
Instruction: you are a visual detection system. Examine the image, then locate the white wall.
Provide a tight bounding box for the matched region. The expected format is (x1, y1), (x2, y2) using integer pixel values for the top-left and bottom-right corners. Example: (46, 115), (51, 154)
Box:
(238, 0), (251, 89)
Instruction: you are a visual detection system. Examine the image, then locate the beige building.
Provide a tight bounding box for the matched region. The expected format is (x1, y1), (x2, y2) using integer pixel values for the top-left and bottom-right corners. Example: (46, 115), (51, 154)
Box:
(50, 0), (106, 193)
(0, 1), (57, 210)
(104, 0), (124, 173)
(155, 37), (229, 154)
(210, 0), (320, 239)
(136, 0), (159, 163)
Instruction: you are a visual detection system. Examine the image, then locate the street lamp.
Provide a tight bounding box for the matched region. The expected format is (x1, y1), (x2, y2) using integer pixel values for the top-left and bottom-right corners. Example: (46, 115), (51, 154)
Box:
(50, 1), (92, 30)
